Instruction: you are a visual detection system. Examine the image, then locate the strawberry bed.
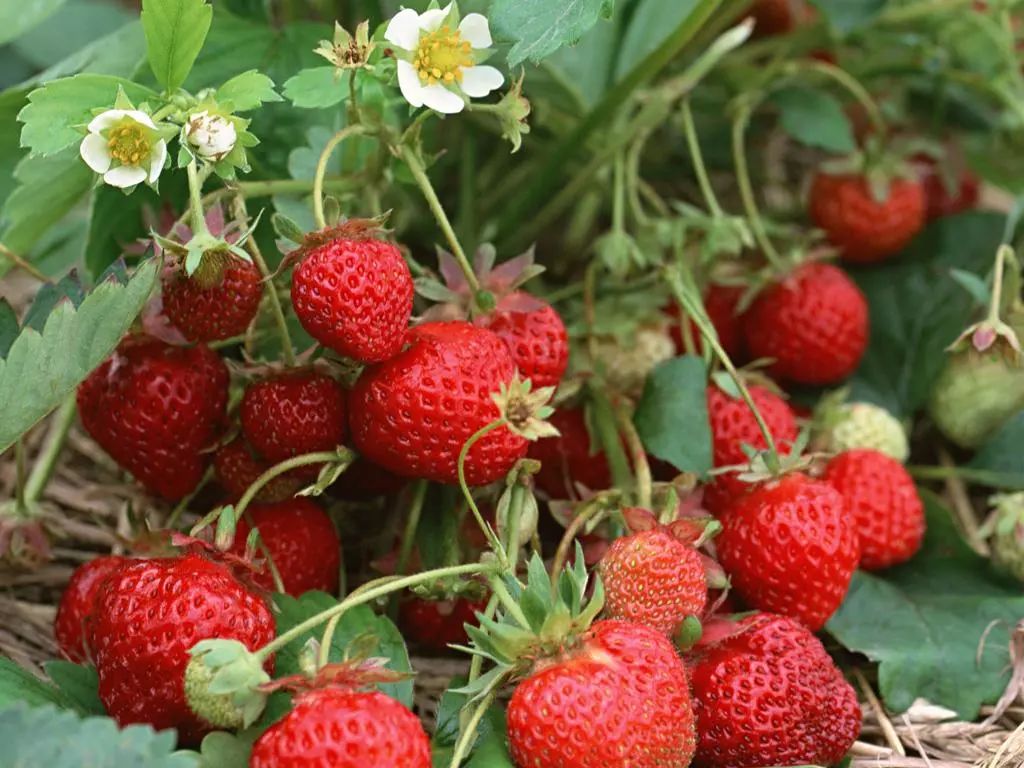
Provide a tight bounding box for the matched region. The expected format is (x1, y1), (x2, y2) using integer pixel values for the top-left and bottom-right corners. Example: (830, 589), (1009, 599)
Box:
(2, 1), (1024, 767)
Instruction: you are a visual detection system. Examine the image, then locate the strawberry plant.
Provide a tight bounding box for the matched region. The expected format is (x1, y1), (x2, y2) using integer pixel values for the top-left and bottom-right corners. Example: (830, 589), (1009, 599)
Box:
(2, 0), (1024, 766)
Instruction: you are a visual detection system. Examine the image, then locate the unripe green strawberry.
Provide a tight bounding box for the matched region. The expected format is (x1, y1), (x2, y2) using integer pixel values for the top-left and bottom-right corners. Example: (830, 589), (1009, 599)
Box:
(819, 401), (909, 462)
(593, 326), (675, 395)
(928, 350), (1024, 449)
(988, 493), (1024, 582)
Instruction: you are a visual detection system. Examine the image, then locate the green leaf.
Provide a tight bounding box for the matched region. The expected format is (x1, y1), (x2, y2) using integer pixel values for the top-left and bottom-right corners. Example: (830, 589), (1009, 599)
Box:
(22, 272), (86, 331)
(432, 683), (513, 767)
(42, 662), (104, 716)
(31, 20), (147, 84)
(282, 67), (346, 109)
(0, 259), (159, 452)
(613, 0), (698, 79)
(197, 729), (258, 768)
(216, 70), (281, 112)
(141, 0), (213, 92)
(828, 491), (1024, 719)
(809, 0), (887, 35)
(12, 0), (134, 70)
(18, 74), (157, 158)
(966, 411), (1024, 490)
(771, 86), (855, 154)
(272, 593), (414, 708)
(0, 301), (18, 360)
(0, 660), (66, 710)
(633, 355), (712, 475)
(491, 0), (615, 67)
(0, 0), (67, 46)
(848, 212), (1005, 418)
(0, 704), (198, 766)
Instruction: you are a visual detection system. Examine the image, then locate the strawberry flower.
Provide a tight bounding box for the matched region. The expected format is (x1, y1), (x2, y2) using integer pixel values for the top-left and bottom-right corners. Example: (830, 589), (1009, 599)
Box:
(185, 110), (238, 162)
(384, 2), (503, 114)
(79, 109), (167, 189)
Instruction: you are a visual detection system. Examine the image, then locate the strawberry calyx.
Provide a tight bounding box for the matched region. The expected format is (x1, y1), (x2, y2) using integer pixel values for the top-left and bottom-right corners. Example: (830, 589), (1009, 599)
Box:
(185, 638), (271, 729)
(260, 657), (412, 696)
(171, 521), (271, 595)
(277, 214), (393, 271)
(818, 134), (927, 204)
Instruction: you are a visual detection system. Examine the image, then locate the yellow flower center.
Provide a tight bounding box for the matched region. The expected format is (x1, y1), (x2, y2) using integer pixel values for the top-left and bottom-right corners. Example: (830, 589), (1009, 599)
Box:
(413, 24), (473, 86)
(106, 120), (151, 166)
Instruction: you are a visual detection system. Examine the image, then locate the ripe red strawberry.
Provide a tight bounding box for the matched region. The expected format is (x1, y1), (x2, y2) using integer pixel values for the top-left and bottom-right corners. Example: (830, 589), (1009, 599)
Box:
(916, 155), (980, 219)
(54, 555), (127, 663)
(690, 612), (861, 768)
(824, 449), (925, 570)
(77, 336), (229, 500)
(398, 596), (487, 653)
(600, 511), (708, 636)
(717, 473), (859, 631)
(528, 407), (612, 499)
(240, 370), (346, 479)
(290, 232), (413, 363)
(162, 254), (262, 342)
(89, 553), (274, 745)
(213, 438), (303, 503)
(231, 498), (341, 596)
(809, 172), (926, 263)
(476, 292), (569, 388)
(704, 383), (798, 512)
(507, 619), (696, 768)
(668, 284), (746, 361)
(250, 686), (430, 768)
(749, 0), (794, 37)
(349, 321), (527, 486)
(742, 262), (868, 385)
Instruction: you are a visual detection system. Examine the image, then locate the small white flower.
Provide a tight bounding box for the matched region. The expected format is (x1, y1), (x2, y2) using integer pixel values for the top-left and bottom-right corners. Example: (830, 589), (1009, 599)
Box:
(186, 110), (238, 162)
(79, 109), (167, 189)
(385, 3), (504, 114)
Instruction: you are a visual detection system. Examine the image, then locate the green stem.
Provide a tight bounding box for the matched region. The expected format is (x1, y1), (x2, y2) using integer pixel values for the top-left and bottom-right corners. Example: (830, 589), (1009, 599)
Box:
(731, 103), (784, 270)
(312, 125), (372, 230)
(617, 407), (652, 510)
(165, 466), (214, 530)
(464, 593), (499, 689)
(151, 103), (178, 122)
(589, 387), (634, 494)
(23, 396), (75, 504)
(14, 441), (26, 512)
(399, 144), (481, 294)
(395, 480), (428, 577)
(681, 99), (723, 217)
(347, 71), (361, 125)
(254, 562), (496, 661)
(186, 161), (211, 238)
(318, 612), (342, 669)
(235, 450), (355, 521)
(987, 245), (1013, 324)
(551, 500), (608, 586)
(457, 420), (511, 571)
(500, 482), (528, 562)
(612, 152), (626, 235)
(908, 465), (1014, 486)
(449, 685), (505, 768)
(487, 573), (530, 628)
(0, 242), (49, 282)
(234, 177), (365, 199)
(794, 60), (886, 137)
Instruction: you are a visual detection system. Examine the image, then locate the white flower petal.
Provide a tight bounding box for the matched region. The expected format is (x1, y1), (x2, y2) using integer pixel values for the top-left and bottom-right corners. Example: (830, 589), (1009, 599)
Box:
(396, 60), (427, 108)
(459, 14), (492, 49)
(103, 165), (147, 188)
(420, 83), (465, 114)
(148, 140), (167, 183)
(124, 109), (156, 129)
(418, 4), (452, 32)
(87, 109), (132, 133)
(460, 65), (504, 98)
(385, 8), (422, 50)
(79, 133), (112, 173)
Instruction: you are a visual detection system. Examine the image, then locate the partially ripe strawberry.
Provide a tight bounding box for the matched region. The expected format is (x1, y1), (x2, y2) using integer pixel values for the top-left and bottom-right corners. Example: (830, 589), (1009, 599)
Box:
(291, 234), (413, 362)
(717, 473), (858, 630)
(90, 553), (275, 745)
(240, 370), (346, 478)
(214, 438), (303, 504)
(476, 292), (569, 388)
(231, 498), (341, 596)
(162, 253), (262, 342)
(349, 321), (527, 486)
(528, 407), (612, 499)
(809, 172), (926, 263)
(54, 555), (128, 663)
(742, 262), (868, 385)
(668, 284), (746, 361)
(508, 619), (696, 768)
(398, 596), (487, 653)
(77, 336), (229, 500)
(824, 449), (924, 570)
(690, 612), (861, 768)
(600, 511), (708, 636)
(250, 686), (430, 768)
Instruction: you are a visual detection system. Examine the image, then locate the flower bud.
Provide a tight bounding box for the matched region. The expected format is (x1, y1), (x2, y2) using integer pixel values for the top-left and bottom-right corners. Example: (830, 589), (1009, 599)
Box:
(186, 111), (237, 162)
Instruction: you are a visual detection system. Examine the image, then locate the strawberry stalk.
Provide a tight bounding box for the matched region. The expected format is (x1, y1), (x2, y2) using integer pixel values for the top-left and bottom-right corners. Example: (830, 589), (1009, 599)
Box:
(449, 685), (506, 768)
(23, 394), (75, 506)
(617, 405), (653, 510)
(311, 125), (371, 230)
(234, 448), (356, 523)
(186, 161), (213, 240)
(731, 102), (785, 271)
(681, 99), (724, 218)
(790, 59), (887, 137)
(589, 386), (635, 498)
(550, 498), (611, 586)
(457, 420), (512, 572)
(0, 242), (48, 282)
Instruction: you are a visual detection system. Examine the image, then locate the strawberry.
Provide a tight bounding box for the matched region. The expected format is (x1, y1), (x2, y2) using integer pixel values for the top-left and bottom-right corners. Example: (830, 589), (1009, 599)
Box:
(717, 473), (859, 631)
(77, 336), (229, 500)
(690, 612), (861, 768)
(749, 0), (794, 37)
(54, 555), (127, 663)
(815, 399), (909, 462)
(987, 493), (1024, 582)
(398, 596), (487, 653)
(916, 155), (980, 219)
(250, 685), (430, 768)
(162, 253), (262, 343)
(477, 292), (569, 388)
(600, 509), (708, 636)
(528, 407), (612, 499)
(592, 324), (675, 396)
(290, 229), (413, 363)
(214, 438), (303, 503)
(809, 172), (926, 264)
(349, 321), (527, 486)
(824, 449), (924, 570)
(742, 262), (868, 385)
(507, 619), (697, 768)
(668, 284), (746, 361)
(240, 369), (346, 479)
(89, 553), (275, 745)
(231, 498), (341, 596)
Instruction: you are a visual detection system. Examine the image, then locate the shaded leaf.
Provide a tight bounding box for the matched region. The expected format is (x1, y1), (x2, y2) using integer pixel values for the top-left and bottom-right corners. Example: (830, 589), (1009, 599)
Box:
(42, 662), (103, 717)
(0, 0), (67, 46)
(21, 271), (86, 331)
(771, 86), (855, 153)
(197, 729), (258, 768)
(12, 0), (134, 70)
(282, 67), (346, 109)
(634, 355), (712, 475)
(0, 301), (18, 360)
(966, 411), (1024, 490)
(809, 0), (887, 34)
(217, 70), (282, 112)
(491, 0), (615, 67)
(613, 0), (699, 79)
(0, 659), (66, 710)
(141, 0), (213, 92)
